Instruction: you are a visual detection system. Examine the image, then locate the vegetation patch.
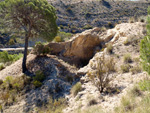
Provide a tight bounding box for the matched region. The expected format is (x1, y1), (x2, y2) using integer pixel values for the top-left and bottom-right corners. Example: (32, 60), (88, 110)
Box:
(106, 43), (113, 54)
(38, 97), (67, 113)
(114, 83), (150, 113)
(0, 75), (31, 108)
(123, 54), (132, 63)
(120, 64), (131, 73)
(88, 55), (116, 93)
(130, 65), (142, 74)
(71, 82), (82, 97)
(0, 51), (23, 64)
(139, 79), (150, 91)
(33, 42), (52, 56)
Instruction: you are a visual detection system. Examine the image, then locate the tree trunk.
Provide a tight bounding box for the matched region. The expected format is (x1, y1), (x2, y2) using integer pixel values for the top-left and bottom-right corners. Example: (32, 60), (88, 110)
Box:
(22, 33), (29, 73)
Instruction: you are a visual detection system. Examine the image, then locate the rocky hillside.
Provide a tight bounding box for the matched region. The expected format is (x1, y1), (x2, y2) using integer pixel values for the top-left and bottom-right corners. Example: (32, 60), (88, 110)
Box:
(0, 21), (148, 113)
(48, 0), (149, 33)
(0, 0), (149, 48)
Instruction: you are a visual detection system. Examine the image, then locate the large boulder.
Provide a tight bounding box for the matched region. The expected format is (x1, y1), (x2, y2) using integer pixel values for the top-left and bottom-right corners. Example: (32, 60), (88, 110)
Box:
(47, 27), (102, 65)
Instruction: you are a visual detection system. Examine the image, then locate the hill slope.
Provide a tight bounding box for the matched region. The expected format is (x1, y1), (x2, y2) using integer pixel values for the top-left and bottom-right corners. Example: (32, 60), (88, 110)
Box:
(48, 0), (149, 33)
(0, 22), (148, 113)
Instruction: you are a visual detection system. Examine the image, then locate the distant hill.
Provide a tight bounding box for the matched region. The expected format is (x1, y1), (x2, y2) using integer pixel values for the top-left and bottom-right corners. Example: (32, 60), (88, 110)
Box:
(48, 0), (149, 33)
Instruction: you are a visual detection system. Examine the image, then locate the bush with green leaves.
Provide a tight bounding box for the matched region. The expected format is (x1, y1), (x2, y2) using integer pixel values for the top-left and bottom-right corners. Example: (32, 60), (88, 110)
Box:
(140, 7), (150, 75)
(120, 64), (131, 73)
(33, 70), (45, 82)
(32, 70), (45, 88)
(139, 79), (150, 91)
(33, 42), (51, 56)
(0, 51), (23, 63)
(0, 63), (5, 71)
(8, 38), (15, 45)
(57, 31), (72, 41)
(71, 82), (82, 96)
(32, 80), (42, 88)
(54, 36), (62, 42)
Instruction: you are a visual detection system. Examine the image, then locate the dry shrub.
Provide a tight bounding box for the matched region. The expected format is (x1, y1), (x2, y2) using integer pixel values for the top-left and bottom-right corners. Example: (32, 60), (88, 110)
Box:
(88, 55), (116, 93)
(106, 43), (113, 54)
(130, 65), (142, 74)
(88, 99), (97, 106)
(120, 64), (131, 73)
(123, 54), (132, 63)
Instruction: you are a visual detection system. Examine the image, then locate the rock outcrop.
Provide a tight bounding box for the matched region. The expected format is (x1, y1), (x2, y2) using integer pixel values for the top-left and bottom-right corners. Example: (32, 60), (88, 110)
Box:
(47, 27), (102, 66)
(47, 22), (146, 67)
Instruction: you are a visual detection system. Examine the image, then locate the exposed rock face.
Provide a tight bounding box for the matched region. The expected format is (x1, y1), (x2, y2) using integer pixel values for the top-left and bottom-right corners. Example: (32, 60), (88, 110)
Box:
(63, 28), (101, 59)
(47, 27), (102, 66)
(47, 22), (146, 67)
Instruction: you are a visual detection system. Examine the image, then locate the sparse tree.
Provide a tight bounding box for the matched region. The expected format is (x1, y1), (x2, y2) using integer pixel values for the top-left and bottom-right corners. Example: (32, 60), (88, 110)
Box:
(88, 55), (116, 93)
(0, 0), (58, 73)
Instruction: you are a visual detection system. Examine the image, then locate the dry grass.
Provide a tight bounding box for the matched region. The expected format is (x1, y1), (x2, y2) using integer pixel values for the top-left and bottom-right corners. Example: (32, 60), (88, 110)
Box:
(71, 82), (82, 96)
(123, 54), (132, 63)
(120, 64), (131, 73)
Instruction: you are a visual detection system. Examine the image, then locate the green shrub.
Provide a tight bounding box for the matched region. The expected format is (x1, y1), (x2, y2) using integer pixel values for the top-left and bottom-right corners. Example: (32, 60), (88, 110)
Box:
(83, 24), (92, 29)
(0, 63), (5, 70)
(0, 79), (3, 85)
(4, 76), (13, 85)
(57, 31), (72, 41)
(33, 42), (51, 56)
(121, 64), (130, 73)
(8, 38), (15, 45)
(0, 51), (23, 63)
(34, 70), (45, 82)
(139, 80), (150, 91)
(32, 70), (45, 88)
(32, 80), (42, 88)
(71, 82), (82, 96)
(123, 54), (132, 63)
(54, 36), (62, 42)
(140, 7), (150, 75)
(0, 104), (2, 111)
